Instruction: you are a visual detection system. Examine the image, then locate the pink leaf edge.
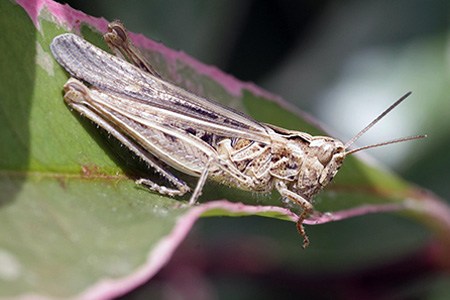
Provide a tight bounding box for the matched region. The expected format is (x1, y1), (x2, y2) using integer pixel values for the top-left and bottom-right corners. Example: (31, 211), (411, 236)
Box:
(17, 0), (327, 132)
(75, 200), (404, 299)
(17, 197), (405, 299)
(77, 201), (292, 299)
(15, 0), (450, 298)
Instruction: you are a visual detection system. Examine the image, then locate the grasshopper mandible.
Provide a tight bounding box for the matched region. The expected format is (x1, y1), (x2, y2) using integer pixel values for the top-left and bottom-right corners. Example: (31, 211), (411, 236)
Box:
(50, 21), (425, 248)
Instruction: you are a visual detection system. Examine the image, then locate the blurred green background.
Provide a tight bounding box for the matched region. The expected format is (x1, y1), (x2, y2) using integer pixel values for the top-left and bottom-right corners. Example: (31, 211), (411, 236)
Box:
(55, 1), (450, 299)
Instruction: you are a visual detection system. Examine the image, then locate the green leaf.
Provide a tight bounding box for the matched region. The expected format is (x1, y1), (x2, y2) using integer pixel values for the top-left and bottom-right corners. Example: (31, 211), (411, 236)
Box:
(1, 0), (449, 298)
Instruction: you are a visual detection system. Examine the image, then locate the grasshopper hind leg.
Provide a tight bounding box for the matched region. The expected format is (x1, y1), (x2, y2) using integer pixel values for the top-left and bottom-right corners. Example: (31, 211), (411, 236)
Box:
(64, 80), (191, 199)
(101, 127), (192, 198)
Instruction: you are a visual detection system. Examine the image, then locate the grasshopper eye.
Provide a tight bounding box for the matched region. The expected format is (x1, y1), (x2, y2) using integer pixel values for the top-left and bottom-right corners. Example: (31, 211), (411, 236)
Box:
(317, 148), (333, 166)
(310, 141), (334, 166)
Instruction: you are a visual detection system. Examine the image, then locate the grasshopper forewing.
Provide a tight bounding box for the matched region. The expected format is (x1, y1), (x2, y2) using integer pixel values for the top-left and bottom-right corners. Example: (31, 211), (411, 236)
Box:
(50, 21), (425, 248)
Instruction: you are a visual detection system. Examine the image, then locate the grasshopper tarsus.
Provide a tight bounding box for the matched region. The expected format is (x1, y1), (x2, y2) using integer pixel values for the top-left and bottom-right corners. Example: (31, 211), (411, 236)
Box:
(296, 206), (312, 249)
(296, 220), (310, 249)
(136, 178), (189, 197)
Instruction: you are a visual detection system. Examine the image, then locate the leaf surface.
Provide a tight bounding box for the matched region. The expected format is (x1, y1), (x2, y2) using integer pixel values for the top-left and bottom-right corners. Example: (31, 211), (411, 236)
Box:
(1, 0), (449, 298)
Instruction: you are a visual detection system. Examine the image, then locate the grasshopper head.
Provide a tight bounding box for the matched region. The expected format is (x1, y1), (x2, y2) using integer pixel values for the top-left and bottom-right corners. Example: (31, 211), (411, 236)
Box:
(309, 137), (346, 187)
(286, 136), (346, 200)
(290, 92), (425, 201)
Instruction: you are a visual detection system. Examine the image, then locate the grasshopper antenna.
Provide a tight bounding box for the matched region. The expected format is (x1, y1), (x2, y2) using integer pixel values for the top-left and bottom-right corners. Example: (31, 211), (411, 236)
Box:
(346, 134), (426, 155)
(344, 92), (426, 154)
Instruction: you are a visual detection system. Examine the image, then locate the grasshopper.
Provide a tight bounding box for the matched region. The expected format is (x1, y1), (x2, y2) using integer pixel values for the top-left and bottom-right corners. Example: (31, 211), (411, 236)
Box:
(50, 21), (425, 247)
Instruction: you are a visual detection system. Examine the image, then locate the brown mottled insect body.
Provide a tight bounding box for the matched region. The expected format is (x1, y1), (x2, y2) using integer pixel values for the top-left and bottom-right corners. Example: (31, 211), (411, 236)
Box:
(51, 21), (425, 248)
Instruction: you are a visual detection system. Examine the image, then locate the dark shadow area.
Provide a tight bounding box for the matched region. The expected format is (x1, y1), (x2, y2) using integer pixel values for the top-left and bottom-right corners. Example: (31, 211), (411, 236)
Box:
(0, 1), (36, 206)
(118, 216), (435, 300)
